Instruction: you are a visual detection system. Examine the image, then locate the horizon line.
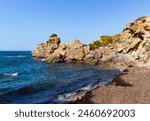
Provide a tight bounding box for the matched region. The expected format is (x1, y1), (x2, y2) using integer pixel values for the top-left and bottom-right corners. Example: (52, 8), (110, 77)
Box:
(0, 50), (32, 51)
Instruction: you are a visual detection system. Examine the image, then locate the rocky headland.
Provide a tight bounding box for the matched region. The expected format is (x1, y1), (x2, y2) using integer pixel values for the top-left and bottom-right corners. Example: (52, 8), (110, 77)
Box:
(32, 34), (101, 65)
(33, 16), (150, 68)
(32, 16), (150, 103)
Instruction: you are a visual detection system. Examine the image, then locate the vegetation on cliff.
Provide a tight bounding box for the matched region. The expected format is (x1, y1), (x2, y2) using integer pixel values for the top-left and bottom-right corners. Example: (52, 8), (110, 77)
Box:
(32, 16), (150, 68)
(89, 34), (121, 50)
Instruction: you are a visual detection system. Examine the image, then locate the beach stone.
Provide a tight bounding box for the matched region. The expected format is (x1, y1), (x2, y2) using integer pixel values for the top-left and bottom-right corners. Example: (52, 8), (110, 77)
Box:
(75, 67), (150, 104)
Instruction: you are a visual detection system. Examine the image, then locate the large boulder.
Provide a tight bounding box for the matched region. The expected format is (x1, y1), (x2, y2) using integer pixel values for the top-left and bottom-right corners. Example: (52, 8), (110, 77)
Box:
(46, 43), (66, 63)
(65, 40), (86, 61)
(32, 43), (47, 58)
(84, 49), (102, 64)
(32, 36), (61, 58)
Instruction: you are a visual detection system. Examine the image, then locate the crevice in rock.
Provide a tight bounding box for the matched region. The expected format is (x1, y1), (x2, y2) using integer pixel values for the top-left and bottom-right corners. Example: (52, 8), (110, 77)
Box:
(126, 41), (141, 53)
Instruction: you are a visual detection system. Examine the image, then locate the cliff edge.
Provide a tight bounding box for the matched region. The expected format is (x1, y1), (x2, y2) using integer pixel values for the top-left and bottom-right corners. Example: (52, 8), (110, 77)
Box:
(32, 16), (150, 68)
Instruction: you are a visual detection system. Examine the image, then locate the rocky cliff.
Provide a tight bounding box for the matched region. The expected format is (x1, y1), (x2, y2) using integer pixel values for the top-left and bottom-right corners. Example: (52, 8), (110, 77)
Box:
(32, 16), (150, 68)
(98, 16), (150, 68)
(32, 36), (102, 64)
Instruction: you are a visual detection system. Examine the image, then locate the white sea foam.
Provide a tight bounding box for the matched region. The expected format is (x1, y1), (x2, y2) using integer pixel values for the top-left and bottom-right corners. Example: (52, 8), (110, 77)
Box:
(41, 58), (46, 62)
(77, 86), (91, 92)
(56, 81), (99, 103)
(5, 55), (25, 58)
(3, 72), (18, 77)
(56, 70), (123, 103)
(56, 90), (87, 103)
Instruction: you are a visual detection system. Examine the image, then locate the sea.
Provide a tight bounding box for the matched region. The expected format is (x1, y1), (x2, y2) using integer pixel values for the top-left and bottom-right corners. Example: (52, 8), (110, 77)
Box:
(0, 51), (121, 104)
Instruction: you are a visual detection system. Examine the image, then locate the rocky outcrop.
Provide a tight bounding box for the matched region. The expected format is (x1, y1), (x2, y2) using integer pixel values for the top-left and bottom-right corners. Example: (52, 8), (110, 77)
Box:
(64, 40), (85, 62)
(32, 36), (103, 64)
(32, 36), (61, 58)
(32, 16), (150, 68)
(84, 49), (102, 64)
(93, 16), (150, 68)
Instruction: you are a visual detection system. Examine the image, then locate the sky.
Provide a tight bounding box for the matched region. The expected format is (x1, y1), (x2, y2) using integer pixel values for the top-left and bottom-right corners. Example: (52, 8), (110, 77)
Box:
(0, 0), (150, 51)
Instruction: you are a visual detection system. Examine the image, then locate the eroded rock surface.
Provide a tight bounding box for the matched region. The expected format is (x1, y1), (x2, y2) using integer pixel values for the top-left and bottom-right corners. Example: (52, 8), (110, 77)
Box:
(32, 36), (102, 64)
(32, 16), (150, 68)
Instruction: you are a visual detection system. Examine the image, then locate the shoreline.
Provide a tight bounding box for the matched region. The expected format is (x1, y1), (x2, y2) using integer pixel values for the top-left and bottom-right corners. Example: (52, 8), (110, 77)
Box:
(74, 67), (150, 104)
(31, 16), (150, 104)
(56, 67), (122, 104)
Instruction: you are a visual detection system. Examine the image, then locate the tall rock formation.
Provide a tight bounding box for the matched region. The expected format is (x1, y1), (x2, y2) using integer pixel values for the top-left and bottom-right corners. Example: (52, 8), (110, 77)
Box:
(32, 35), (102, 64)
(99, 16), (150, 68)
(32, 16), (150, 68)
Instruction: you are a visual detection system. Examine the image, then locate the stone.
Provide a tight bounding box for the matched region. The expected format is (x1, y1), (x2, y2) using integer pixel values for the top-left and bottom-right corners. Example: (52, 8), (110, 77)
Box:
(83, 46), (91, 55)
(66, 40), (81, 48)
(65, 41), (85, 61)
(32, 44), (47, 58)
(84, 49), (102, 64)
(123, 38), (142, 53)
(48, 37), (60, 45)
(74, 47), (85, 60)
(101, 53), (118, 62)
(32, 16), (150, 68)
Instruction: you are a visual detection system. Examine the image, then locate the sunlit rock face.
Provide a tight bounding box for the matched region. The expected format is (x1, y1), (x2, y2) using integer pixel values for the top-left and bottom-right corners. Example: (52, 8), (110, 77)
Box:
(32, 35), (100, 64)
(32, 16), (150, 68)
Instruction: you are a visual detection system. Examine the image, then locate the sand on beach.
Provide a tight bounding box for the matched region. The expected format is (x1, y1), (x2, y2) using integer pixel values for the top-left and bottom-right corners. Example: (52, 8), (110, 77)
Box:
(76, 67), (150, 104)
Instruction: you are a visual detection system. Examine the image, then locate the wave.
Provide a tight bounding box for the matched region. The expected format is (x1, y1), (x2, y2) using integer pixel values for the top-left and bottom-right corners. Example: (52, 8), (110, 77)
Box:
(41, 58), (46, 62)
(3, 72), (18, 77)
(56, 70), (122, 103)
(4, 55), (26, 58)
(56, 80), (99, 103)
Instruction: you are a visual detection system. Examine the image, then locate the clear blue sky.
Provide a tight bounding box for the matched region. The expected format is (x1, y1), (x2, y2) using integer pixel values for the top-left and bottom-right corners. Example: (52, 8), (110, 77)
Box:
(0, 0), (150, 50)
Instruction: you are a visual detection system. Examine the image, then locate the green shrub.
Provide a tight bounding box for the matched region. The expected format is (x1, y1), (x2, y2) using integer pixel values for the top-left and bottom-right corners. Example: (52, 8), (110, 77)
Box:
(111, 34), (121, 41)
(50, 33), (57, 37)
(89, 41), (102, 50)
(100, 35), (113, 46)
(89, 34), (121, 50)
(93, 40), (102, 46)
(89, 44), (97, 50)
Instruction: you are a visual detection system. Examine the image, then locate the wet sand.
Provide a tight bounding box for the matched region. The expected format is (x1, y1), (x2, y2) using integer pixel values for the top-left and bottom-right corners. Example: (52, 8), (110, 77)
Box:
(75, 67), (150, 104)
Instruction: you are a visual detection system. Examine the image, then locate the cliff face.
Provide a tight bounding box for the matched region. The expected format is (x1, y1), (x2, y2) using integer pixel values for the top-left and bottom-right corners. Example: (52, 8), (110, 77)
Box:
(32, 36), (102, 64)
(32, 16), (150, 68)
(99, 16), (150, 68)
